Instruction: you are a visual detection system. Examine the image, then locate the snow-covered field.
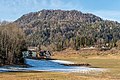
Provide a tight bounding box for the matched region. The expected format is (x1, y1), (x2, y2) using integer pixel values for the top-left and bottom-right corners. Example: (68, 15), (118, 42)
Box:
(0, 59), (106, 73)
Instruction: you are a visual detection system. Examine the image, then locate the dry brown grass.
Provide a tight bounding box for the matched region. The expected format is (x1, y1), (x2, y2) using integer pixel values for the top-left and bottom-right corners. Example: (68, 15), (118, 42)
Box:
(0, 48), (120, 80)
(0, 72), (115, 80)
(52, 48), (120, 80)
(52, 48), (120, 60)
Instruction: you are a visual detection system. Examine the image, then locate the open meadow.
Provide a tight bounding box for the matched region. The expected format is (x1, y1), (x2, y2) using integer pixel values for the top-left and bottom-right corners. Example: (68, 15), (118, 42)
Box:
(0, 49), (120, 80)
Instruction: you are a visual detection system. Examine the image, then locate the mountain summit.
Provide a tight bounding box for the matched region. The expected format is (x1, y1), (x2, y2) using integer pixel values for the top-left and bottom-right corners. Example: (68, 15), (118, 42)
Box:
(15, 10), (102, 25)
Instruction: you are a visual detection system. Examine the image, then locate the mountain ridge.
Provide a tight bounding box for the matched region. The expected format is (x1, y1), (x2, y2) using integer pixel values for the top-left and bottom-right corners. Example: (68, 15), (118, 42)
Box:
(15, 9), (103, 24)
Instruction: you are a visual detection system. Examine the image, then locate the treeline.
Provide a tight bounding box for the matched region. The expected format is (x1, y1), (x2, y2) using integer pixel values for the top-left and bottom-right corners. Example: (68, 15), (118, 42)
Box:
(0, 24), (27, 66)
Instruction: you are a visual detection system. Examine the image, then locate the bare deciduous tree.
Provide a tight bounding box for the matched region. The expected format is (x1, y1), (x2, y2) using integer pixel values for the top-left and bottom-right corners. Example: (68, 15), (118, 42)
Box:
(0, 23), (27, 65)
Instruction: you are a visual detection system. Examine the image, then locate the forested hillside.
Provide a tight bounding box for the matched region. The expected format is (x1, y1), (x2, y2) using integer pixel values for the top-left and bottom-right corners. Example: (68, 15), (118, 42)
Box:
(15, 10), (120, 51)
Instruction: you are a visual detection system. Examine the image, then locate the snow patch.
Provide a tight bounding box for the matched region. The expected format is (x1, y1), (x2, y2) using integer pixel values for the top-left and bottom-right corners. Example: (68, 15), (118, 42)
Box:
(50, 60), (74, 64)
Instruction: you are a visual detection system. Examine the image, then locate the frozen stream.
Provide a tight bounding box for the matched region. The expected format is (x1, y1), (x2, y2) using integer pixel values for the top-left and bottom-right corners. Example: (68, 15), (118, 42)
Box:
(0, 59), (105, 73)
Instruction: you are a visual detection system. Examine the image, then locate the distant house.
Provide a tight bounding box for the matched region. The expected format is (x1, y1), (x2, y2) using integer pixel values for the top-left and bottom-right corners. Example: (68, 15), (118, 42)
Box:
(39, 50), (51, 59)
(22, 47), (51, 59)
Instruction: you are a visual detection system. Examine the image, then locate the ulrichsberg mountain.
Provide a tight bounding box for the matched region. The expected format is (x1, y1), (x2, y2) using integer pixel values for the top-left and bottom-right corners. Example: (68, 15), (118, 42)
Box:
(15, 10), (120, 50)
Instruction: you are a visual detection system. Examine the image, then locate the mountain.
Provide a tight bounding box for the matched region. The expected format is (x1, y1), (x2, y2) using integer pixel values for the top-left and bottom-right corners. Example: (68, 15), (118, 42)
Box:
(15, 10), (120, 51)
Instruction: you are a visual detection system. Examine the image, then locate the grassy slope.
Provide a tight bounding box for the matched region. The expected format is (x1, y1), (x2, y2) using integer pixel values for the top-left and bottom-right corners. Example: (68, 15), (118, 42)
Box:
(0, 49), (120, 80)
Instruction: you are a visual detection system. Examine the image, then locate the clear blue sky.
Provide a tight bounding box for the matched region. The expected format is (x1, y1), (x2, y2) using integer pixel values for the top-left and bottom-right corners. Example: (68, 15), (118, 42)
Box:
(0, 0), (120, 22)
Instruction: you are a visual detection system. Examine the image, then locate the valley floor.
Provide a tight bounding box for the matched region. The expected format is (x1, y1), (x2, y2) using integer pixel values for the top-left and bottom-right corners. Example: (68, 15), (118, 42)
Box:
(0, 49), (120, 80)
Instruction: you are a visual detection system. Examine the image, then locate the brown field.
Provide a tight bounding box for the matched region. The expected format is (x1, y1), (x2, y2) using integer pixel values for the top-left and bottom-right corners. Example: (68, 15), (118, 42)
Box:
(0, 71), (113, 80)
(0, 48), (120, 80)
